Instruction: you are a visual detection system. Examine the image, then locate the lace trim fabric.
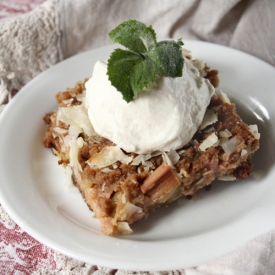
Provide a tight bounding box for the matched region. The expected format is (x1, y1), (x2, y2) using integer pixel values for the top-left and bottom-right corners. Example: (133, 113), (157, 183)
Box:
(0, 0), (63, 113)
(0, 0), (46, 20)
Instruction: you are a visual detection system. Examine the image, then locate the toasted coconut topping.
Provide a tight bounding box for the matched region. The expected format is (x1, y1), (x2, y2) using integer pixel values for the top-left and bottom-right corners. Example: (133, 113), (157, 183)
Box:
(199, 132), (219, 151)
(211, 105), (222, 112)
(119, 202), (143, 221)
(161, 151), (180, 168)
(131, 154), (149, 165)
(131, 155), (144, 166)
(166, 150), (180, 166)
(53, 127), (68, 135)
(101, 167), (113, 173)
(57, 105), (96, 136)
(62, 98), (73, 105)
(69, 137), (84, 172)
(199, 109), (218, 130)
(220, 90), (231, 104)
(87, 145), (133, 168)
(221, 136), (241, 155)
(117, 222), (133, 234)
(192, 59), (207, 77)
(249, 125), (260, 139)
(217, 175), (236, 181)
(177, 149), (185, 155)
(194, 178), (204, 185)
(121, 193), (126, 204)
(219, 129), (232, 138)
(241, 149), (248, 157)
(182, 48), (191, 58)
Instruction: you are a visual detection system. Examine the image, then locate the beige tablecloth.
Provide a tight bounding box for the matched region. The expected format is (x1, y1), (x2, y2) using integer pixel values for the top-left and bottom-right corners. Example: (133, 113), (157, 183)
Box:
(0, 0), (275, 274)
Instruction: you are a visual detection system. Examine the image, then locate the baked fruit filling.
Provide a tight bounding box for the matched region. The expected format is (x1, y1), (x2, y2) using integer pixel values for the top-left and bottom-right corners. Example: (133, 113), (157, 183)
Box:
(43, 74), (259, 236)
(43, 20), (259, 236)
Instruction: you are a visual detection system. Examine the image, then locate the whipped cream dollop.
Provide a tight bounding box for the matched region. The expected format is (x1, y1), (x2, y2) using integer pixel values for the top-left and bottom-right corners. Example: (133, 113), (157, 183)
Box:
(85, 58), (215, 154)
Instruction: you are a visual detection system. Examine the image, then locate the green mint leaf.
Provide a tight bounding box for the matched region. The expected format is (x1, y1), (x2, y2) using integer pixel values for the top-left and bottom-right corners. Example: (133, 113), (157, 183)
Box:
(108, 19), (147, 53)
(107, 20), (184, 102)
(139, 26), (157, 52)
(147, 39), (184, 77)
(107, 49), (143, 102)
(130, 58), (163, 98)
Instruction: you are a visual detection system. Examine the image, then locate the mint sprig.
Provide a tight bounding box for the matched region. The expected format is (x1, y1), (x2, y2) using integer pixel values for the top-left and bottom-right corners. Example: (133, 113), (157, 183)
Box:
(107, 19), (184, 102)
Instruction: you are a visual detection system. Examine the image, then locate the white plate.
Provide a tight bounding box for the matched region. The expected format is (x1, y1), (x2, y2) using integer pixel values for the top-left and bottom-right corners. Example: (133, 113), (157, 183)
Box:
(0, 41), (275, 271)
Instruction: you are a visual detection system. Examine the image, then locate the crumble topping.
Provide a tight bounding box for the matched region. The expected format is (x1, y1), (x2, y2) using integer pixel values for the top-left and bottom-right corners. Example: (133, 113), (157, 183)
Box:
(43, 77), (259, 235)
(42, 46), (261, 236)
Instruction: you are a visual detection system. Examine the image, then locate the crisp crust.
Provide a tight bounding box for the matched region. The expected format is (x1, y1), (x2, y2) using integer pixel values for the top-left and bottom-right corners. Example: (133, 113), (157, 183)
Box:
(43, 76), (259, 236)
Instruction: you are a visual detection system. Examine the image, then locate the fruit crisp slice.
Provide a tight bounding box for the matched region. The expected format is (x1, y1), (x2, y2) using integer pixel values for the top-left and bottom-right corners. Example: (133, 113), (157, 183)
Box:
(43, 74), (259, 236)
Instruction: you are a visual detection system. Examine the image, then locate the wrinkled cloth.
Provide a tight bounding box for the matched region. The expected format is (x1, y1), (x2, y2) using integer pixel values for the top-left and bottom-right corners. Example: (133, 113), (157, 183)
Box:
(1, 0), (275, 109)
(0, 0), (275, 274)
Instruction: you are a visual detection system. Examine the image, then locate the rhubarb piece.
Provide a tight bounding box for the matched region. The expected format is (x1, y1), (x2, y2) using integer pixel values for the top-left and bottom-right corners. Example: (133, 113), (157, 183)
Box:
(141, 163), (181, 203)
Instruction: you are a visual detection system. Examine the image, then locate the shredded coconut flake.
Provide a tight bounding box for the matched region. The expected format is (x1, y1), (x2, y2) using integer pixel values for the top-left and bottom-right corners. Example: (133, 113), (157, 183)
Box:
(192, 59), (206, 76)
(218, 175), (236, 181)
(131, 154), (144, 166)
(120, 202), (143, 221)
(144, 161), (155, 169)
(249, 124), (260, 139)
(219, 137), (229, 145)
(219, 129), (232, 138)
(220, 90), (231, 104)
(69, 137), (84, 172)
(87, 146), (133, 168)
(53, 127), (68, 135)
(192, 59), (205, 71)
(121, 193), (126, 204)
(194, 178), (204, 185)
(162, 152), (175, 168)
(62, 98), (73, 105)
(166, 150), (180, 165)
(117, 222), (133, 234)
(199, 109), (218, 130)
(203, 170), (212, 176)
(182, 48), (191, 58)
(211, 105), (222, 112)
(150, 151), (163, 158)
(199, 133), (219, 151)
(221, 137), (241, 155)
(101, 168), (112, 173)
(57, 105), (96, 136)
(177, 149), (185, 155)
(144, 166), (149, 172)
(131, 151), (162, 166)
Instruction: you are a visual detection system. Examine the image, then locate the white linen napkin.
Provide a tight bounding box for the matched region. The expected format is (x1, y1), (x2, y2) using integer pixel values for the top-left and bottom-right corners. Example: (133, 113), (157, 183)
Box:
(1, 0), (275, 274)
